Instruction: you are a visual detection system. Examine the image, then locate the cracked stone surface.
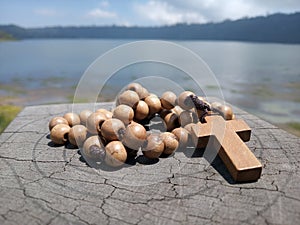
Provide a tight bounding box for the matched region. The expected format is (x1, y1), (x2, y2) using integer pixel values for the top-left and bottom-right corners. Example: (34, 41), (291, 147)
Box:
(0, 103), (299, 225)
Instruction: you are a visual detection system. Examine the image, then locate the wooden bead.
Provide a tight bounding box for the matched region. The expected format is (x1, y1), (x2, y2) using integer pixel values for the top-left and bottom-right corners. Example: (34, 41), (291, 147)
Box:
(139, 87), (150, 100)
(68, 125), (88, 147)
(105, 141), (127, 167)
(83, 136), (105, 160)
(126, 83), (143, 95)
(211, 102), (234, 120)
(160, 132), (179, 155)
(113, 104), (134, 125)
(164, 112), (179, 131)
(63, 113), (81, 127)
(86, 112), (106, 134)
(144, 95), (162, 117)
(122, 122), (147, 150)
(142, 133), (164, 159)
(49, 117), (68, 131)
(219, 105), (234, 120)
(179, 110), (198, 127)
(50, 124), (70, 145)
(118, 90), (140, 108)
(135, 100), (149, 121)
(171, 105), (184, 116)
(160, 91), (177, 109)
(101, 118), (125, 142)
(79, 110), (93, 126)
(177, 91), (195, 110)
(96, 108), (113, 119)
(172, 127), (190, 149)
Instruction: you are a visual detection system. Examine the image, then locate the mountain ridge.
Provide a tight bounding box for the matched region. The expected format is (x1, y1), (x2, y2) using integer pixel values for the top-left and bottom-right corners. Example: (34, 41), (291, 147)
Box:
(1, 12), (300, 43)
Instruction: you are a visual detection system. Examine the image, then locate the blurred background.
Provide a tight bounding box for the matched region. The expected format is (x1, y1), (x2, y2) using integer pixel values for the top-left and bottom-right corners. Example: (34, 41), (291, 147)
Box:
(0, 0), (300, 136)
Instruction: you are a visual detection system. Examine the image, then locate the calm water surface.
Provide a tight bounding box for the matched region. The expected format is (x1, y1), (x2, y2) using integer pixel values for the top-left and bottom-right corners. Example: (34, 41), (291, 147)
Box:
(0, 39), (299, 125)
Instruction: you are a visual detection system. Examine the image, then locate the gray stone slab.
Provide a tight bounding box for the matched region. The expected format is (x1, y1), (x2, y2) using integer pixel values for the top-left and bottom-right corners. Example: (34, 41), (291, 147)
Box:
(0, 103), (300, 225)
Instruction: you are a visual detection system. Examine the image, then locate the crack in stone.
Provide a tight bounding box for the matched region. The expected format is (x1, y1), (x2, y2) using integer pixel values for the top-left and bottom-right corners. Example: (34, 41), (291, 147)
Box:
(0, 115), (51, 147)
(67, 209), (90, 225)
(45, 213), (62, 225)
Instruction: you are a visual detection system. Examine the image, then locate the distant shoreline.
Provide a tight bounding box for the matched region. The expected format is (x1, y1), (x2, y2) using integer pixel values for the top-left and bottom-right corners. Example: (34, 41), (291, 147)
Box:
(1, 12), (300, 44)
(1, 81), (300, 137)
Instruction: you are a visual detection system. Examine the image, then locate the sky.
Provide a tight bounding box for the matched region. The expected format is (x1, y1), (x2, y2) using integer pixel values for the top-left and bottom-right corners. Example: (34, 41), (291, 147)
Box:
(1, 0), (300, 27)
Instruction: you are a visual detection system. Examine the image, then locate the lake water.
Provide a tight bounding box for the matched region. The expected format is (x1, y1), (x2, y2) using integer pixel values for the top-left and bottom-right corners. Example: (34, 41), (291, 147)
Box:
(0, 39), (300, 126)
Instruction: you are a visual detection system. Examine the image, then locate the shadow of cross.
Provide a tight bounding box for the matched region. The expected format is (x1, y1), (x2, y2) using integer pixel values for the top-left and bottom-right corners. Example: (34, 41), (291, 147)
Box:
(191, 115), (262, 182)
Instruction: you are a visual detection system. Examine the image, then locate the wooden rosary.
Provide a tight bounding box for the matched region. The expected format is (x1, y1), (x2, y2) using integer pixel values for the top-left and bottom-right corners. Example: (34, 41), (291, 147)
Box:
(48, 83), (262, 182)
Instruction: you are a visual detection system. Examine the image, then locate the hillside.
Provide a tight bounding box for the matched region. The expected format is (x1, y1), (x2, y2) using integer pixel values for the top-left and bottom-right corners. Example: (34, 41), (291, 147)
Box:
(0, 31), (15, 41)
(0, 12), (299, 43)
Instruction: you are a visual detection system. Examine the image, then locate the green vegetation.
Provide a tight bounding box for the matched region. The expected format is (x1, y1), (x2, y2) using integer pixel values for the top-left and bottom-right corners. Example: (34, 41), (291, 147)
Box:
(0, 84), (26, 95)
(0, 105), (22, 133)
(252, 84), (275, 99)
(286, 122), (300, 131)
(0, 31), (16, 41)
(285, 82), (300, 89)
(277, 122), (300, 137)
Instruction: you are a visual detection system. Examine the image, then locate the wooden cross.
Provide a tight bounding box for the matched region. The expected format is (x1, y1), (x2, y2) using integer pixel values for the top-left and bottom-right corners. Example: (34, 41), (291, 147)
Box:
(191, 115), (262, 182)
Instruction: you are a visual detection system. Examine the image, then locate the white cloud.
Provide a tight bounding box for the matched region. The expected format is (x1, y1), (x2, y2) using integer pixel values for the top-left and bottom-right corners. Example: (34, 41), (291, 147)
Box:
(219, 0), (266, 20)
(34, 8), (57, 16)
(119, 21), (132, 27)
(134, 0), (300, 26)
(99, 1), (109, 8)
(134, 0), (206, 25)
(87, 8), (117, 19)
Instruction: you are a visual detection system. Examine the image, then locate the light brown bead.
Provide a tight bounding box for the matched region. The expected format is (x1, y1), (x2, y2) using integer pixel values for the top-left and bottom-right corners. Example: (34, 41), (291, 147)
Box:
(101, 118), (125, 142)
(211, 102), (222, 110)
(139, 87), (150, 99)
(49, 116), (68, 131)
(50, 124), (70, 145)
(126, 83), (147, 99)
(159, 109), (172, 119)
(113, 104), (134, 125)
(211, 102), (234, 120)
(134, 100), (149, 121)
(172, 127), (190, 149)
(177, 91), (195, 110)
(122, 122), (147, 150)
(82, 135), (105, 160)
(96, 108), (113, 119)
(68, 125), (88, 147)
(171, 105), (184, 116)
(219, 105), (234, 120)
(164, 112), (179, 131)
(160, 132), (179, 155)
(118, 90), (140, 108)
(179, 110), (198, 127)
(142, 133), (164, 159)
(79, 110), (93, 126)
(63, 112), (81, 127)
(144, 95), (162, 117)
(160, 91), (177, 110)
(105, 141), (127, 167)
(86, 112), (106, 134)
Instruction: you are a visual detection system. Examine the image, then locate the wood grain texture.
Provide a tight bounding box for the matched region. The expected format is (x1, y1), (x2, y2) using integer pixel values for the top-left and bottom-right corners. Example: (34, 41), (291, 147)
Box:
(0, 103), (299, 225)
(192, 115), (262, 182)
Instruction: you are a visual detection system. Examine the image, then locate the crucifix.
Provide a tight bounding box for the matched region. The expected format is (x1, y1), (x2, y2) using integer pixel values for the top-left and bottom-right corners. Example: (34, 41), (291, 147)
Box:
(191, 115), (262, 182)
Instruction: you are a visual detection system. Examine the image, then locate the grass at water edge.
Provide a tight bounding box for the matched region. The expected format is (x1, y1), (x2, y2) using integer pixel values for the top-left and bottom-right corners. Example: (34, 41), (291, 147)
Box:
(0, 105), (22, 133)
